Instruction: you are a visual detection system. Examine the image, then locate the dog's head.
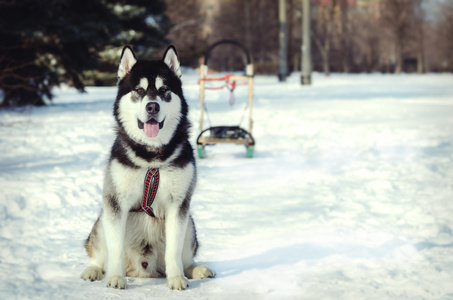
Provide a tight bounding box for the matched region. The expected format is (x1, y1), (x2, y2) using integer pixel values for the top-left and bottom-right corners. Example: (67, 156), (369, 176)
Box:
(114, 45), (187, 148)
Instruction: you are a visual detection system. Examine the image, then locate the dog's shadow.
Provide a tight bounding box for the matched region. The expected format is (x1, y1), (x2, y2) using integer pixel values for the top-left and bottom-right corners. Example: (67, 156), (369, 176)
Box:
(203, 243), (325, 278)
(126, 276), (209, 290)
(122, 243), (358, 290)
(202, 239), (413, 278)
(124, 239), (446, 290)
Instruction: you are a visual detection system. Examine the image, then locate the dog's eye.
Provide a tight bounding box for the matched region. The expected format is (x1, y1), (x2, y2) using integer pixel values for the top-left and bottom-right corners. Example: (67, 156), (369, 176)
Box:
(136, 88), (146, 96)
(158, 87), (168, 94)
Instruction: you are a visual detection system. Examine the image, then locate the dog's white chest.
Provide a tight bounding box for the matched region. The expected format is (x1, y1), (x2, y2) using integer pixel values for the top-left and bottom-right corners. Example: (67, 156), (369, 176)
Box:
(152, 165), (195, 218)
(109, 160), (195, 219)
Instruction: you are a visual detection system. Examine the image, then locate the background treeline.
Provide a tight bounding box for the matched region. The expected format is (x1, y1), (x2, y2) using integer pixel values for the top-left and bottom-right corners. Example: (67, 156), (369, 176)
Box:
(1, 0), (452, 107)
(165, 0), (453, 75)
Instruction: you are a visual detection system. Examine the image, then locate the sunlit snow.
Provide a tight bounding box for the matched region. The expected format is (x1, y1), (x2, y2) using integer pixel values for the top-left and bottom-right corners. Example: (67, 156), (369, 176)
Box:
(1, 72), (452, 299)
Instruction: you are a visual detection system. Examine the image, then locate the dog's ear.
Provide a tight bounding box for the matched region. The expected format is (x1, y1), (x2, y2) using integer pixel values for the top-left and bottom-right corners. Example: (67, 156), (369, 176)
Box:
(162, 45), (181, 78)
(118, 46), (137, 80)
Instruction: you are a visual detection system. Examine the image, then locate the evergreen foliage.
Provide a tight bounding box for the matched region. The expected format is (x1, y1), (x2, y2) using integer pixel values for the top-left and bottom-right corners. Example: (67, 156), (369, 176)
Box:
(0, 0), (169, 107)
(85, 0), (171, 86)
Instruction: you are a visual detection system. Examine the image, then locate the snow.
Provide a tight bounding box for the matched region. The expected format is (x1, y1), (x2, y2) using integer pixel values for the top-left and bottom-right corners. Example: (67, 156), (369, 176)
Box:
(1, 72), (453, 299)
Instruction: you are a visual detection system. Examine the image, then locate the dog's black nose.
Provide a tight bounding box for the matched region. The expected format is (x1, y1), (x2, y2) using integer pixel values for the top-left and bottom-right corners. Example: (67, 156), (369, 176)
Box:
(146, 102), (160, 114)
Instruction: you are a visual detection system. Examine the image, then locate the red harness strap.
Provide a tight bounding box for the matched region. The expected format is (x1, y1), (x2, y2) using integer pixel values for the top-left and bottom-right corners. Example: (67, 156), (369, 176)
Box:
(130, 168), (159, 218)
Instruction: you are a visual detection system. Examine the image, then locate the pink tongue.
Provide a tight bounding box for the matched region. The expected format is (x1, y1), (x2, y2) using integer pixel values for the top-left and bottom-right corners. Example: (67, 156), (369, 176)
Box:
(144, 120), (159, 138)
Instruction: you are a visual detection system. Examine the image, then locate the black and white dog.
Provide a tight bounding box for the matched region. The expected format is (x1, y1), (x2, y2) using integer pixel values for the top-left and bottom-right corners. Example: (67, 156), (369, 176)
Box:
(81, 46), (215, 290)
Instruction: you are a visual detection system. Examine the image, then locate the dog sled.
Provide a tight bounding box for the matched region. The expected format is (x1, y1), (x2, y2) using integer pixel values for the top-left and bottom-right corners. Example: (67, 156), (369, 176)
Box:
(197, 40), (255, 158)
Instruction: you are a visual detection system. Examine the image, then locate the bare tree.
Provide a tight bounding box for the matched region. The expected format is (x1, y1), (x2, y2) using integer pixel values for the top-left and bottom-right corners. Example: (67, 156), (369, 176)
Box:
(381, 0), (412, 74)
(351, 7), (382, 72)
(436, 1), (453, 72)
(208, 0), (279, 73)
(208, 0), (248, 71)
(312, 0), (338, 76)
(164, 0), (207, 67)
(338, 1), (353, 73)
(412, 0), (425, 73)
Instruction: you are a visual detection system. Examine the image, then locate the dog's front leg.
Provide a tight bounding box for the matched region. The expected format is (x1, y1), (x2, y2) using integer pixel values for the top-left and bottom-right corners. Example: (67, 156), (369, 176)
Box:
(103, 194), (128, 289)
(165, 202), (190, 290)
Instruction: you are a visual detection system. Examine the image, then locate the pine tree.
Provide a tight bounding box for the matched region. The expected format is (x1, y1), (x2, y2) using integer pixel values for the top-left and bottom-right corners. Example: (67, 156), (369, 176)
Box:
(0, 0), (169, 107)
(85, 0), (171, 86)
(107, 0), (170, 55)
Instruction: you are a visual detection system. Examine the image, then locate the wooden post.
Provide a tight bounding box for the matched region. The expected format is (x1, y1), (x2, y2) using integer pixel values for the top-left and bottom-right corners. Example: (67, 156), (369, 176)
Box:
(301, 0), (312, 85)
(199, 64), (206, 131)
(278, 0), (288, 82)
(246, 64), (254, 133)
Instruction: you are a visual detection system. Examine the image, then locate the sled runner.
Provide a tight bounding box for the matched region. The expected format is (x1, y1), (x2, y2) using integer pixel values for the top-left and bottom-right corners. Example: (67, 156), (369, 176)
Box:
(197, 40), (255, 158)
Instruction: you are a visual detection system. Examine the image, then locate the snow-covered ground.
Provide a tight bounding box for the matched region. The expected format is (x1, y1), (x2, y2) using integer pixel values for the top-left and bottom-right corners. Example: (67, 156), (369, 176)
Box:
(1, 72), (453, 299)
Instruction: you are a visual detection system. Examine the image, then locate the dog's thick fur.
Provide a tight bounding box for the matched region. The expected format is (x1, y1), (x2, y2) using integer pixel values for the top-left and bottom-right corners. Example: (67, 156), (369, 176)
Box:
(81, 46), (214, 290)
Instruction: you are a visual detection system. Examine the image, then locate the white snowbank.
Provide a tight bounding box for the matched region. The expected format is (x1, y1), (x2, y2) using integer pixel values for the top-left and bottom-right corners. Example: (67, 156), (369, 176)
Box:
(1, 73), (453, 299)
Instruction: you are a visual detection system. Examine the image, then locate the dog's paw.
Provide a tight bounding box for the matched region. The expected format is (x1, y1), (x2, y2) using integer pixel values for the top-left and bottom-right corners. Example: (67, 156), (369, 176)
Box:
(192, 265), (216, 279)
(167, 275), (189, 290)
(105, 275), (127, 289)
(81, 266), (104, 282)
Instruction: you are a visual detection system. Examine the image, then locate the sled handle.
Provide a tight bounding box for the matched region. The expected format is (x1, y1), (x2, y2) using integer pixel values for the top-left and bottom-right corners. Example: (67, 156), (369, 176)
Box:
(203, 40), (252, 67)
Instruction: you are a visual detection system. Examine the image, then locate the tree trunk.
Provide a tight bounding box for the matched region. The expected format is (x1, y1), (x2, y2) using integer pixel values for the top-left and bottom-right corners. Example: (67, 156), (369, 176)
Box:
(417, 44), (424, 74)
(312, 31), (329, 76)
(324, 5), (334, 76)
(323, 58), (330, 76)
(278, 0), (288, 81)
(416, 24), (424, 74)
(395, 37), (403, 74)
